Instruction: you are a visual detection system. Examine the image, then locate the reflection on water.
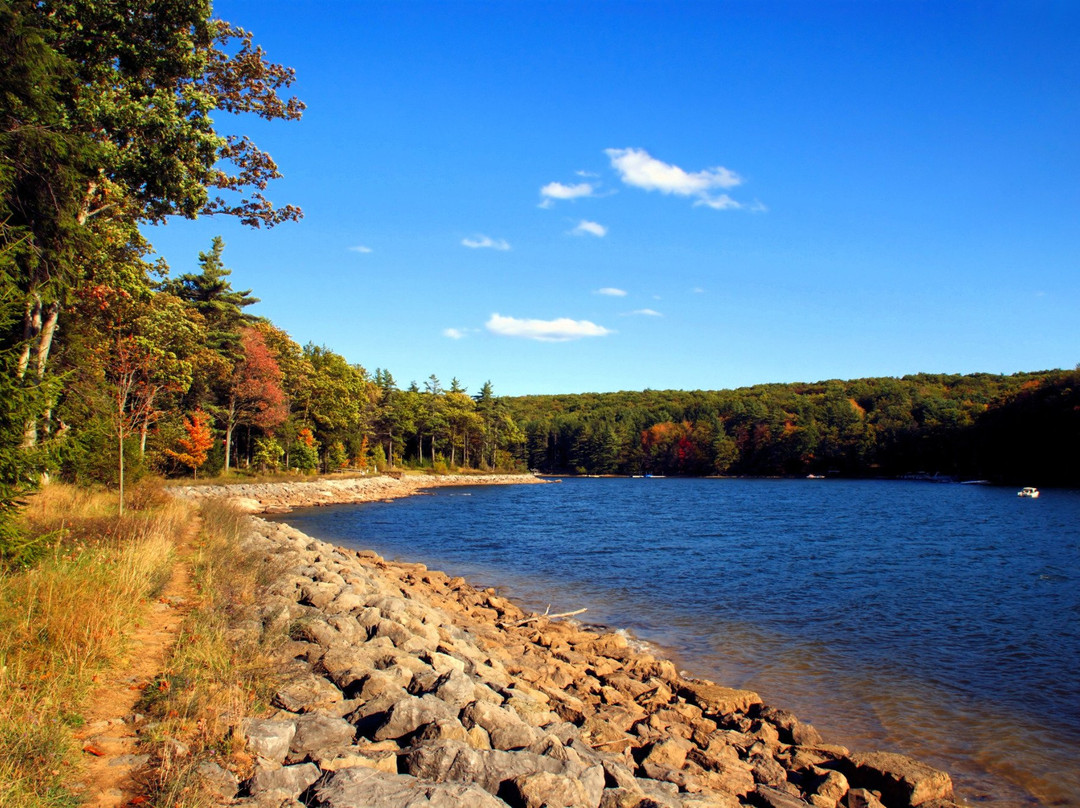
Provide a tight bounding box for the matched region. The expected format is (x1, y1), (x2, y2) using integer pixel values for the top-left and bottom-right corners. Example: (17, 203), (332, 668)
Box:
(276, 478), (1080, 808)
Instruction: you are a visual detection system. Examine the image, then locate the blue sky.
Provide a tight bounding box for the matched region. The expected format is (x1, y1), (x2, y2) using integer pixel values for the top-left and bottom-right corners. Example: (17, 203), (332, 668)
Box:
(145, 1), (1080, 396)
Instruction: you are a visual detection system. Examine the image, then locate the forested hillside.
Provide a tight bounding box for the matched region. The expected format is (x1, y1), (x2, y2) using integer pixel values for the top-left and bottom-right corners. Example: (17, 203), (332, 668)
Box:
(505, 371), (1080, 485)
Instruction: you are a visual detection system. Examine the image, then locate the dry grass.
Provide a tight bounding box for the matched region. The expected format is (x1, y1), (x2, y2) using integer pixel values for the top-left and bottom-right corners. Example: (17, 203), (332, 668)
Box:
(135, 499), (288, 807)
(0, 483), (184, 808)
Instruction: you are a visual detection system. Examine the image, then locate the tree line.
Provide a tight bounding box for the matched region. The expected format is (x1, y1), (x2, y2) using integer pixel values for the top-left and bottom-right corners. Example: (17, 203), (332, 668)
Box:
(504, 370), (1080, 486)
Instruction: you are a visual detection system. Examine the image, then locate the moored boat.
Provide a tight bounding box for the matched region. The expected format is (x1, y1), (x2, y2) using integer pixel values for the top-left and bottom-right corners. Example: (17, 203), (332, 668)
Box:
(1017, 486), (1040, 498)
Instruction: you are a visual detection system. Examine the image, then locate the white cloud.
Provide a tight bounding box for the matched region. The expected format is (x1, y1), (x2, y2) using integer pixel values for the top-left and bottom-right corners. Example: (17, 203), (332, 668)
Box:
(348, 245), (373, 253)
(693, 194), (742, 210)
(540, 181), (595, 202)
(443, 328), (465, 339)
(485, 313), (613, 342)
(596, 287), (627, 297)
(625, 308), (663, 317)
(572, 220), (607, 238)
(462, 235), (511, 251)
(605, 147), (749, 210)
(692, 287), (705, 294)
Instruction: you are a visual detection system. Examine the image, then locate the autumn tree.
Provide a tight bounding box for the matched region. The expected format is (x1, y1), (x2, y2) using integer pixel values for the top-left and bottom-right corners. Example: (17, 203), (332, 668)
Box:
(220, 327), (287, 472)
(166, 409), (214, 478)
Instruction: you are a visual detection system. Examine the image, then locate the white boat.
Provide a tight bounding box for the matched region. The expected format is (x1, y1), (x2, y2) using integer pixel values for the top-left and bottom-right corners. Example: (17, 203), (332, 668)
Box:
(1017, 487), (1040, 498)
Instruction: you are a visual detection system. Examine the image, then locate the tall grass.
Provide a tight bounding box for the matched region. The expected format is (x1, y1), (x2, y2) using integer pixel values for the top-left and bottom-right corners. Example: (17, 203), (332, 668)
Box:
(0, 483), (183, 808)
(136, 499), (288, 808)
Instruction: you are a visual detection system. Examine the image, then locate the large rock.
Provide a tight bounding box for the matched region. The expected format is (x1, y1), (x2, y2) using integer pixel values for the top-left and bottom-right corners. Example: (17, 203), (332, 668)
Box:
(289, 713), (356, 761)
(243, 718), (296, 764)
(312, 767), (506, 808)
(505, 769), (603, 808)
(401, 739), (570, 798)
(678, 681), (762, 717)
(841, 752), (953, 807)
(372, 693), (458, 742)
(273, 673), (344, 713)
(409, 668), (477, 709)
(461, 699), (540, 750)
(246, 761), (321, 799)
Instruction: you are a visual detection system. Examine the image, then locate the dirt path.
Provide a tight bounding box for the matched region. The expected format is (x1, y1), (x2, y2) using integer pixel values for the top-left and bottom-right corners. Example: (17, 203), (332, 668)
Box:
(73, 523), (196, 808)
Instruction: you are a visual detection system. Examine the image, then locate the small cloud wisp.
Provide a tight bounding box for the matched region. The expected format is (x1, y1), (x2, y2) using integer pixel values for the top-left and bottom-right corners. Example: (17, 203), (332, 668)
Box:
(572, 220), (607, 237)
(486, 313), (613, 342)
(605, 147), (750, 210)
(462, 235), (511, 250)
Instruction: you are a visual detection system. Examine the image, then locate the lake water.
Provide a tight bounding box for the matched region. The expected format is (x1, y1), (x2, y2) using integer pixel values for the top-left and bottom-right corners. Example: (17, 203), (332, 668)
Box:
(276, 477), (1080, 807)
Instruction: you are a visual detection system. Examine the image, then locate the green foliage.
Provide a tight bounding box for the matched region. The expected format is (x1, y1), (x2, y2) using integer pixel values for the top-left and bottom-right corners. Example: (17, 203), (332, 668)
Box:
(505, 371), (1080, 484)
(252, 437), (284, 472)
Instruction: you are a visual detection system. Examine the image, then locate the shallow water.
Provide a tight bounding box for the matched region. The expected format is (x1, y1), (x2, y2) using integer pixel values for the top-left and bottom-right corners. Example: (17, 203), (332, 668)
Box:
(277, 478), (1080, 807)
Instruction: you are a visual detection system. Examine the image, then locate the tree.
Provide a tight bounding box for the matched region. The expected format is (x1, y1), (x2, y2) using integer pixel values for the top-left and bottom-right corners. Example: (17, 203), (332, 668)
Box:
(160, 236), (258, 358)
(166, 409), (214, 478)
(1, 0), (303, 450)
(220, 327), (286, 471)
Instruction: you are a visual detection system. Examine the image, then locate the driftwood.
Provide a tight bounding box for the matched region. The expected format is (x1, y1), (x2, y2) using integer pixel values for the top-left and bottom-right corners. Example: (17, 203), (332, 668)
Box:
(511, 605), (588, 627)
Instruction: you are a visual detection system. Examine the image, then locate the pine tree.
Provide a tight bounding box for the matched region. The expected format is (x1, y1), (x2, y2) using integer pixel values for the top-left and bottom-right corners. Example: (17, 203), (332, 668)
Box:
(161, 237), (259, 359)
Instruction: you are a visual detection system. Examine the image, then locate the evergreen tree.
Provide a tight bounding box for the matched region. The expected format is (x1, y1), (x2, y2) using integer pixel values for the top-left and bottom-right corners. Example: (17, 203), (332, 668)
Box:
(161, 237), (259, 358)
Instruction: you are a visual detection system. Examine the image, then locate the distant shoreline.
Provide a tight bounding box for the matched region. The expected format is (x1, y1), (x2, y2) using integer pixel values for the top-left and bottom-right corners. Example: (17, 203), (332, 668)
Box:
(171, 472), (548, 514)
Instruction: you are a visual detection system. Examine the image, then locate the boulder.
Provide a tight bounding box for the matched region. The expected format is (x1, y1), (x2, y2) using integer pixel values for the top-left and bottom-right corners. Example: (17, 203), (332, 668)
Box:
(643, 738), (692, 771)
(677, 681), (762, 717)
(505, 769), (604, 808)
(312, 767), (506, 808)
(243, 718), (296, 764)
(196, 761), (239, 800)
(753, 785), (814, 808)
(401, 739), (569, 797)
(288, 713), (356, 761)
(409, 668), (476, 709)
(372, 694), (458, 742)
(312, 743), (398, 774)
(246, 761), (321, 799)
(273, 674), (344, 713)
(460, 699), (540, 751)
(841, 752), (953, 807)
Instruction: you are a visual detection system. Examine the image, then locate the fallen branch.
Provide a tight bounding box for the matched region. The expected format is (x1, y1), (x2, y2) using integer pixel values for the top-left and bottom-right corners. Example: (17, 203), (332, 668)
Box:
(511, 605), (587, 627)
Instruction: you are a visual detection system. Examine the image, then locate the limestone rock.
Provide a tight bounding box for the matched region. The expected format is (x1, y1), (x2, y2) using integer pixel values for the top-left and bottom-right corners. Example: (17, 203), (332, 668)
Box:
(196, 761), (240, 800)
(288, 713), (356, 761)
(401, 739), (569, 797)
(842, 752), (953, 807)
(754, 784), (814, 808)
(247, 762), (321, 799)
(372, 693), (458, 742)
(461, 699), (540, 751)
(506, 769), (603, 808)
(273, 673), (344, 713)
(312, 767), (506, 808)
(244, 718), (297, 764)
(845, 788), (887, 808)
(677, 681), (762, 717)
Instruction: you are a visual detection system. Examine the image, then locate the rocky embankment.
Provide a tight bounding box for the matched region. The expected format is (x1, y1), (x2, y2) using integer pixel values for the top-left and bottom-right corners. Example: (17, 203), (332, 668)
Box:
(213, 503), (962, 808)
(172, 473), (547, 514)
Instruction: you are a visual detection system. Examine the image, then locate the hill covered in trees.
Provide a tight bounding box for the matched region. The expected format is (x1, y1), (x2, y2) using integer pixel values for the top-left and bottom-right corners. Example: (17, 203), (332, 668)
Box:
(505, 371), (1080, 486)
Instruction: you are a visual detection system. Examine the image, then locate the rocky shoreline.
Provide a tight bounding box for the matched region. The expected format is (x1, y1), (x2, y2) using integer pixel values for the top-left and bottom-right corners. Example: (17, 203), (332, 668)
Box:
(171, 472), (549, 514)
(194, 476), (961, 808)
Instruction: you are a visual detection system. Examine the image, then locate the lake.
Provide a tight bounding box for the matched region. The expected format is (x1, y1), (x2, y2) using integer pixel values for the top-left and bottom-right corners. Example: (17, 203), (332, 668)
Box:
(276, 477), (1080, 807)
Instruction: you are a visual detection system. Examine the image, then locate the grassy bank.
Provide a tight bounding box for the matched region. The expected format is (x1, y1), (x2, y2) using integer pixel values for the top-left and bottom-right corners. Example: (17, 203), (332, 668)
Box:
(136, 499), (287, 807)
(0, 483), (181, 807)
(0, 483), (284, 808)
